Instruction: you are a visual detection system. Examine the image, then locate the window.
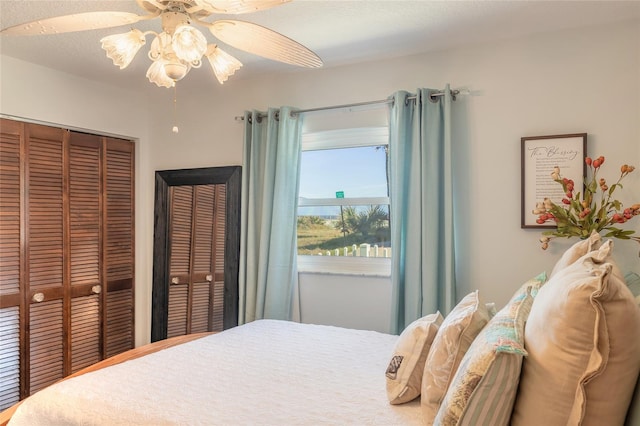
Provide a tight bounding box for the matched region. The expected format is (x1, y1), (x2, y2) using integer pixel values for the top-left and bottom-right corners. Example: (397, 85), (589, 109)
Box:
(297, 127), (390, 272)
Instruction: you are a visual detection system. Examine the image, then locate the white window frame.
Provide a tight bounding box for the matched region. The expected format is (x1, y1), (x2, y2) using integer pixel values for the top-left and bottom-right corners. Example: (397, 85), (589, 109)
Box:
(297, 126), (391, 276)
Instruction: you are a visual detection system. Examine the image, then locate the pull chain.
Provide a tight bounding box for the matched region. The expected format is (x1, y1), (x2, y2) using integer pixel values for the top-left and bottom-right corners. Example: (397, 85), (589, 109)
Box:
(172, 85), (179, 133)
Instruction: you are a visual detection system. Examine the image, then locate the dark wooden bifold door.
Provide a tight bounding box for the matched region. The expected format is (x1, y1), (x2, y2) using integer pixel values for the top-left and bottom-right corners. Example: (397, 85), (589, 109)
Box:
(152, 167), (240, 343)
(0, 119), (135, 410)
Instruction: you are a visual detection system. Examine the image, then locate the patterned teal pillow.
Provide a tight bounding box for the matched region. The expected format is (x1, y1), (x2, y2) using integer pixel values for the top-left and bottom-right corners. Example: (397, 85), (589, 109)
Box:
(626, 272), (640, 307)
(433, 272), (546, 426)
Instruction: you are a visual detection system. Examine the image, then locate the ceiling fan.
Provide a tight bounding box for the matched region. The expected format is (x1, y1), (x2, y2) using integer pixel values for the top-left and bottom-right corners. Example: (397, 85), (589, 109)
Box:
(0, 0), (323, 88)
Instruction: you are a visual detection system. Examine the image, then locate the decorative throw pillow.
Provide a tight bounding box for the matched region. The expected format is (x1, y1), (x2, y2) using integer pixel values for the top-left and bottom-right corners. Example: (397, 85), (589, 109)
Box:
(421, 290), (491, 424)
(433, 272), (546, 426)
(549, 230), (601, 277)
(511, 241), (640, 426)
(386, 312), (443, 404)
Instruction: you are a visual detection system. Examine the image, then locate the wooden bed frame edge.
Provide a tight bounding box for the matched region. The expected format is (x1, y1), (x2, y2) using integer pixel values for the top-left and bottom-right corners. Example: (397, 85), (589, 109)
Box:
(0, 332), (214, 426)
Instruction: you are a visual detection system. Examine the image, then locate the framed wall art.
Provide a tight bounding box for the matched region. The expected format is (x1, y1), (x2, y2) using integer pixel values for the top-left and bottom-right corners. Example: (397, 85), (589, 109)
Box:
(521, 133), (587, 228)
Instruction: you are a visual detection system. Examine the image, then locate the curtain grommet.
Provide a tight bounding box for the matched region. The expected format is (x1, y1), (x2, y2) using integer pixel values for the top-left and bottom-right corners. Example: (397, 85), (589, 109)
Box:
(428, 91), (440, 103)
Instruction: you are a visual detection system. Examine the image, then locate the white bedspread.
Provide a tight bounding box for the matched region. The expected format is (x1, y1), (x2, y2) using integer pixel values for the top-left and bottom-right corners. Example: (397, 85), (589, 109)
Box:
(10, 320), (422, 425)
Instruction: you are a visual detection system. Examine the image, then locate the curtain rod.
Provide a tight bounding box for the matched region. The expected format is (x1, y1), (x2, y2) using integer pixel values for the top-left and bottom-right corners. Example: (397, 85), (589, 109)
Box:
(234, 88), (460, 122)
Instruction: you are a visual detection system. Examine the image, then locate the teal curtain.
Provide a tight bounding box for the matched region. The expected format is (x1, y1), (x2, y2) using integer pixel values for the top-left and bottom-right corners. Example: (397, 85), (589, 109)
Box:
(239, 107), (302, 324)
(389, 87), (456, 334)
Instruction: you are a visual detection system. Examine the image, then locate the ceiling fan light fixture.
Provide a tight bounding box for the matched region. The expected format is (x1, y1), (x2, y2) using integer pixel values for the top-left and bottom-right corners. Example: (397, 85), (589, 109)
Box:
(164, 60), (189, 81)
(148, 32), (170, 61)
(147, 31), (196, 84)
(172, 24), (207, 63)
(100, 29), (146, 69)
(146, 59), (175, 88)
(2, 0), (323, 90)
(205, 44), (242, 84)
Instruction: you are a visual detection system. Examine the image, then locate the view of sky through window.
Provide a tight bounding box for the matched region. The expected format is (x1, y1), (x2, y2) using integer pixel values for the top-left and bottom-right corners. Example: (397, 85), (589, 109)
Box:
(299, 146), (388, 199)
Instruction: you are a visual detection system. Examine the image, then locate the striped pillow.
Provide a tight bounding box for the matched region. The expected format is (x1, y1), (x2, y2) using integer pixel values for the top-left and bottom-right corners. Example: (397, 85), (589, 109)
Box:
(433, 273), (545, 426)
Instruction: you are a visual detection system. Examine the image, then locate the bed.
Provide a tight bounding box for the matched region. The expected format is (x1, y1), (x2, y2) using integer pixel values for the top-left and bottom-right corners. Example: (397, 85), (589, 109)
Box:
(3, 237), (640, 426)
(4, 320), (423, 425)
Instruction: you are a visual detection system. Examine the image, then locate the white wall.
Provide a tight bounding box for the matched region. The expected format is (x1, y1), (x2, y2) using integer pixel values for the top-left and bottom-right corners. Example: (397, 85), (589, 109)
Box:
(299, 273), (391, 332)
(2, 19), (639, 342)
(149, 19), (639, 331)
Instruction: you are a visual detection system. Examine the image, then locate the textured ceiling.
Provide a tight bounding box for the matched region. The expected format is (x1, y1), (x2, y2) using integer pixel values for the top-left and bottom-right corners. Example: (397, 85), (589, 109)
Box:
(1, 1), (639, 93)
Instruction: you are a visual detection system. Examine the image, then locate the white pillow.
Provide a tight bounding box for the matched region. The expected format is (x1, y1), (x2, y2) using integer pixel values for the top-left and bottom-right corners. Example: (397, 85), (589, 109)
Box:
(385, 312), (443, 404)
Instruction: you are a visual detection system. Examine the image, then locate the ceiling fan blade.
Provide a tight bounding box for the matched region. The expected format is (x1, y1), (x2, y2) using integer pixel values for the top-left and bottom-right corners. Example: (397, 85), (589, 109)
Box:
(196, 0), (291, 15)
(0, 12), (145, 36)
(208, 20), (322, 68)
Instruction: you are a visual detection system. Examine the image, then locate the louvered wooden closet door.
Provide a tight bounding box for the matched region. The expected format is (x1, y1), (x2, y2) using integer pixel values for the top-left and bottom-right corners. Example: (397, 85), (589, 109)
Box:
(191, 185), (215, 334)
(104, 139), (135, 358)
(0, 119), (135, 410)
(167, 184), (225, 338)
(25, 124), (66, 394)
(68, 133), (102, 373)
(167, 185), (192, 338)
(0, 119), (23, 410)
